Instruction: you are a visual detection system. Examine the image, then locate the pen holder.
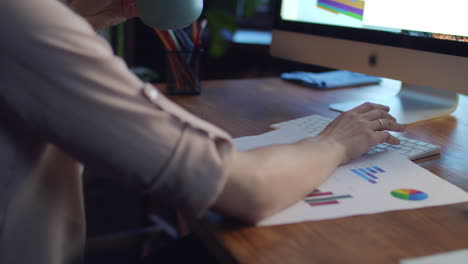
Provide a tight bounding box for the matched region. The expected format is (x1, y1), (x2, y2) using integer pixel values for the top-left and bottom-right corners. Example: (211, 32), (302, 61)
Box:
(165, 48), (203, 95)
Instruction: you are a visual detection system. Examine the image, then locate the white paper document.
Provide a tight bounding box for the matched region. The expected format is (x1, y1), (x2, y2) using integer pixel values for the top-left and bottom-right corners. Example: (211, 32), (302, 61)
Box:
(233, 125), (311, 151)
(400, 249), (468, 264)
(233, 127), (468, 226)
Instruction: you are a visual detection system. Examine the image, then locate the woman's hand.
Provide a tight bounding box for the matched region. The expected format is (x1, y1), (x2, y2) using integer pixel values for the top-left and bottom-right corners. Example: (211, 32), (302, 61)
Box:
(66, 0), (137, 31)
(318, 102), (405, 165)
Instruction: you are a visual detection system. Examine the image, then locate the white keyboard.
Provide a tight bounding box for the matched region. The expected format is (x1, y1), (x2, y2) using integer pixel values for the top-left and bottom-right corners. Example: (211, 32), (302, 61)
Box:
(271, 114), (441, 160)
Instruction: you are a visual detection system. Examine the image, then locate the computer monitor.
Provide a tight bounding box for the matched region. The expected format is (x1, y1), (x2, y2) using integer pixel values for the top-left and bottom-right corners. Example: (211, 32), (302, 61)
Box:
(270, 0), (468, 124)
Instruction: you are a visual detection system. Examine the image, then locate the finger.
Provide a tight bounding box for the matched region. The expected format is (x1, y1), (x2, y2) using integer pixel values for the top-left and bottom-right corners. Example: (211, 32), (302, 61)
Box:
(387, 120), (405, 132)
(376, 118), (405, 132)
(373, 118), (384, 131)
(372, 118), (405, 131)
(362, 109), (397, 122)
(374, 131), (400, 145)
(351, 102), (390, 114)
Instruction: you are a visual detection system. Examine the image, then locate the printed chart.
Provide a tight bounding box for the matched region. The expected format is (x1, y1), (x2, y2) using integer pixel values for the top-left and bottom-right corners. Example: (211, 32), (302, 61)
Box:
(233, 127), (468, 226)
(256, 152), (468, 226)
(350, 165), (385, 184)
(391, 189), (429, 201)
(305, 190), (352, 206)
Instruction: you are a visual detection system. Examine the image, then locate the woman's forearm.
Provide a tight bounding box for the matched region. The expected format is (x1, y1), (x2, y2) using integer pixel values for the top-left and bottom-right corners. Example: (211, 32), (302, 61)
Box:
(214, 135), (345, 224)
(214, 103), (405, 224)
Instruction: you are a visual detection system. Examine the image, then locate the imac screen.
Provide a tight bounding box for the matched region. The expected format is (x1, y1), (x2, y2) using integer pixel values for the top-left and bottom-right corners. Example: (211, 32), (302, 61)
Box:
(279, 0), (468, 45)
(272, 0), (468, 124)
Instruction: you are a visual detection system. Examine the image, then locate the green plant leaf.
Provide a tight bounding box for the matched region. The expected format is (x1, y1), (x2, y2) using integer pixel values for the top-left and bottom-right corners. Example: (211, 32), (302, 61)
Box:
(204, 0), (237, 14)
(205, 10), (237, 57)
(203, 0), (265, 57)
(243, 0), (262, 18)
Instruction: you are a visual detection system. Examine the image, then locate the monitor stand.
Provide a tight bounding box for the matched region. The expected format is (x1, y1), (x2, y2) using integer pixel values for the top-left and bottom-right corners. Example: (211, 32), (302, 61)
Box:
(329, 81), (459, 125)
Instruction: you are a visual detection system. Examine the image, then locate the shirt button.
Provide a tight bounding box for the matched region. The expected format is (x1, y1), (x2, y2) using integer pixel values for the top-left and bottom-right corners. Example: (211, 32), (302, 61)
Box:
(143, 85), (159, 102)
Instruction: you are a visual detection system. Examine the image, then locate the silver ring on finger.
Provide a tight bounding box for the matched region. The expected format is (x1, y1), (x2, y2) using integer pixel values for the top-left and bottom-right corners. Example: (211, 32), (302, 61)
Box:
(377, 118), (383, 130)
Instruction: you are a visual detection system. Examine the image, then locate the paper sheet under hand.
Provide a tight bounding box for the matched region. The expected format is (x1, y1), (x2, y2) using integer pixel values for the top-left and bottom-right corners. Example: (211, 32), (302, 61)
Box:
(233, 128), (468, 227)
(400, 249), (468, 264)
(233, 125), (312, 151)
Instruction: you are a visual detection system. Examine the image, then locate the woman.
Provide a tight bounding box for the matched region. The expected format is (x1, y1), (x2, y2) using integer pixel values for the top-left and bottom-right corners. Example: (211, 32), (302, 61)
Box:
(0, 1), (404, 263)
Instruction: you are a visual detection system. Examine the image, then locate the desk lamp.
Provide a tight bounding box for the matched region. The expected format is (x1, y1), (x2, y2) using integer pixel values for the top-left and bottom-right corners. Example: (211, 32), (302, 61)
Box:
(71, 0), (203, 30)
(137, 0), (203, 29)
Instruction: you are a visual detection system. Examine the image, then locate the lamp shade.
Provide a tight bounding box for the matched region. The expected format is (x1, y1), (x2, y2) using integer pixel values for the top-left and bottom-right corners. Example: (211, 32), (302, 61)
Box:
(137, 0), (203, 29)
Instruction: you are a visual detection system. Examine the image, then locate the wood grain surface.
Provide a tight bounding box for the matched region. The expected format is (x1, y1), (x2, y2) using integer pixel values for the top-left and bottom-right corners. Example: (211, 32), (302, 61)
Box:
(161, 78), (468, 264)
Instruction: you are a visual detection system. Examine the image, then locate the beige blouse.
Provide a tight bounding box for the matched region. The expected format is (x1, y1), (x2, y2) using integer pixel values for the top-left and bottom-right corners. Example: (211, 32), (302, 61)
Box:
(0, 1), (233, 263)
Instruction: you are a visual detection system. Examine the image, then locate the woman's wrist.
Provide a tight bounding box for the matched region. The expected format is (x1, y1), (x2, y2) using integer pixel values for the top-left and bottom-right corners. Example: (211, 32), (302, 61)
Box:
(304, 135), (347, 166)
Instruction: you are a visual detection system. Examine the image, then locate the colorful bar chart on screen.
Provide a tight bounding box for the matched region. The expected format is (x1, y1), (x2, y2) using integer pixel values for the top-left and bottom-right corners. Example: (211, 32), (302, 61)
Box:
(317, 0), (365, 21)
(304, 189), (352, 207)
(350, 166), (385, 184)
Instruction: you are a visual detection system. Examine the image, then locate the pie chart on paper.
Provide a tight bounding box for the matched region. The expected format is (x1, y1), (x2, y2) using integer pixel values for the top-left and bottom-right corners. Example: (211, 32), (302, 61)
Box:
(391, 189), (428, 201)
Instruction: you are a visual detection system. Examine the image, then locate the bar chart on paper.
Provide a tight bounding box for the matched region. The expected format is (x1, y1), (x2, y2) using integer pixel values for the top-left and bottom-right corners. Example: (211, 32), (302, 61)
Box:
(350, 165), (385, 184)
(257, 152), (468, 226)
(305, 190), (352, 207)
(232, 128), (468, 227)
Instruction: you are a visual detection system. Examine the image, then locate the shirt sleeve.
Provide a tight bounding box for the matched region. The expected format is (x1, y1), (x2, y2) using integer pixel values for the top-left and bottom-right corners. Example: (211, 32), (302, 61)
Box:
(0, 0), (233, 217)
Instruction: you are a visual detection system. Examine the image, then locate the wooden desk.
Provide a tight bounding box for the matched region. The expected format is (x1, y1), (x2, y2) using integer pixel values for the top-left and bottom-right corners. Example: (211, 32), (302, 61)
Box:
(165, 77), (468, 264)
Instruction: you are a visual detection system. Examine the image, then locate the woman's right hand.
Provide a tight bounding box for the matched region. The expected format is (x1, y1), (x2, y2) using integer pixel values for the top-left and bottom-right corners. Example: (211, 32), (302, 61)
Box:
(318, 102), (405, 165)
